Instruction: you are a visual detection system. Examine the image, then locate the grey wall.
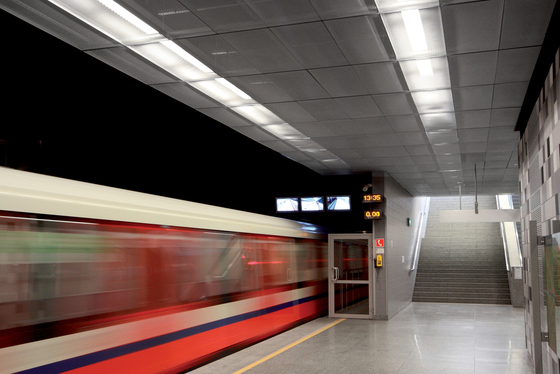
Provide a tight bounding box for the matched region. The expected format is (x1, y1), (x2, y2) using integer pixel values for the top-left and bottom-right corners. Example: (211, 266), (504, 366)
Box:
(374, 173), (427, 319)
(518, 48), (560, 374)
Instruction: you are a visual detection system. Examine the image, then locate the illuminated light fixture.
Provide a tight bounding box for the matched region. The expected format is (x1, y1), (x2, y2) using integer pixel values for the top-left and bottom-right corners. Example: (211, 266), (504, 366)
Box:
(402, 9), (427, 51)
(261, 124), (308, 140)
(48, 0), (162, 45)
(376, 0), (439, 13)
(416, 59), (433, 76)
(129, 42), (217, 81)
(411, 89), (454, 114)
(189, 79), (255, 107)
(160, 41), (213, 74)
(215, 78), (252, 100)
(399, 57), (451, 91)
(420, 112), (457, 130)
(231, 105), (285, 126)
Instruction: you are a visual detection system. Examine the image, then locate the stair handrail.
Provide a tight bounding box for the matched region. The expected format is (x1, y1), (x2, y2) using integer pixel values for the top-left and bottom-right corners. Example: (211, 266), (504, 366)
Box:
(496, 194), (523, 271)
(410, 196), (430, 272)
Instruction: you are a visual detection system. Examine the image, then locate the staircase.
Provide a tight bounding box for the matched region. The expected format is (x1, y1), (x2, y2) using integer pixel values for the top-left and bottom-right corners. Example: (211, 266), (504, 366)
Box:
(412, 196), (511, 304)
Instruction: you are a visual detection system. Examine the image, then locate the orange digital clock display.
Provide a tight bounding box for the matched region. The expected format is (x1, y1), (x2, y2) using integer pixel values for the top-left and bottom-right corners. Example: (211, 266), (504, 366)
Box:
(362, 194), (383, 203)
(364, 210), (382, 220)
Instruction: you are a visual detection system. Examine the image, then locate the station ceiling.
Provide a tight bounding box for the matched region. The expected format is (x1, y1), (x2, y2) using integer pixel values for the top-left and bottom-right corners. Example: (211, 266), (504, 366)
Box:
(3, 0), (557, 196)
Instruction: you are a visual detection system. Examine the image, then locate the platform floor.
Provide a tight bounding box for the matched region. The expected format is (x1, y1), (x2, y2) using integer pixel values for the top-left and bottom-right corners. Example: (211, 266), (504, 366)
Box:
(189, 302), (533, 374)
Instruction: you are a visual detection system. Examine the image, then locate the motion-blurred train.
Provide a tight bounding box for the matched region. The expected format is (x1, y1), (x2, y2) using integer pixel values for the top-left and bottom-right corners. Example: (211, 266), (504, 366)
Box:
(0, 167), (328, 374)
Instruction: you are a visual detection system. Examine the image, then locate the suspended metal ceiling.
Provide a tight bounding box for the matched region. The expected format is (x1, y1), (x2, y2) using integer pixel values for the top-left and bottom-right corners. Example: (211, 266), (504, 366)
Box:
(2, 0), (556, 196)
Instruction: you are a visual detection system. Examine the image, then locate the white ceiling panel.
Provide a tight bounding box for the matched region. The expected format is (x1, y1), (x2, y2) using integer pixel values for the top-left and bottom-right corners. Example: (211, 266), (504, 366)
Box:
(272, 22), (348, 69)
(373, 93), (415, 116)
(221, 29), (302, 72)
(335, 96), (383, 118)
(309, 66), (370, 97)
(179, 0), (265, 32)
(441, 0), (503, 54)
(495, 47), (540, 84)
(387, 115), (423, 132)
(244, 0), (320, 26)
(325, 15), (391, 64)
(10, 0), (554, 196)
(448, 51), (498, 87)
(454, 110), (491, 129)
(499, 0), (556, 49)
(354, 63), (405, 95)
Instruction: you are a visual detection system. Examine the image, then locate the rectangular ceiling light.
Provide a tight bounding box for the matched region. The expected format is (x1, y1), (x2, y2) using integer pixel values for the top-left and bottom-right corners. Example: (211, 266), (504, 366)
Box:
(231, 105), (286, 126)
(48, 0), (163, 45)
(399, 57), (451, 91)
(189, 79), (255, 107)
(380, 7), (446, 60)
(375, 0), (439, 13)
(129, 42), (217, 82)
(261, 124), (309, 140)
(420, 112), (457, 130)
(411, 89), (454, 114)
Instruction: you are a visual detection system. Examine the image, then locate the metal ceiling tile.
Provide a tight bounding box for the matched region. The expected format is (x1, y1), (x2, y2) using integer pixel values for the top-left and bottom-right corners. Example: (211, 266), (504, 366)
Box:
(353, 118), (394, 133)
(452, 85), (494, 111)
(299, 99), (349, 121)
(460, 141), (487, 153)
(500, 0), (556, 49)
(441, 0), (503, 54)
(330, 149), (362, 159)
(484, 160), (509, 169)
(221, 29), (302, 72)
(373, 93), (415, 116)
(260, 140), (298, 153)
(457, 128), (489, 142)
(308, 0), (376, 20)
(335, 96), (383, 118)
(264, 71), (330, 100)
(397, 132), (429, 145)
(488, 127), (520, 141)
(123, 0), (213, 38)
(86, 47), (177, 85)
(431, 143), (461, 154)
(325, 15), (391, 64)
(179, 0), (265, 32)
(234, 125), (277, 141)
(413, 155), (438, 165)
(490, 108), (521, 127)
(309, 66), (370, 97)
(291, 122), (337, 137)
(152, 82), (220, 108)
(495, 47), (540, 84)
(448, 51), (498, 87)
(197, 107), (255, 127)
(492, 82), (529, 108)
(321, 120), (364, 136)
(176, 35), (260, 76)
(416, 163), (440, 171)
(397, 165), (421, 173)
(455, 110), (491, 129)
(244, 0), (320, 26)
(485, 151), (512, 161)
(427, 130), (459, 144)
(228, 74), (293, 103)
(281, 151), (315, 162)
(405, 145), (433, 156)
(263, 102), (316, 123)
(356, 146), (410, 158)
(272, 22), (348, 69)
(354, 63), (405, 95)
(388, 115), (423, 133)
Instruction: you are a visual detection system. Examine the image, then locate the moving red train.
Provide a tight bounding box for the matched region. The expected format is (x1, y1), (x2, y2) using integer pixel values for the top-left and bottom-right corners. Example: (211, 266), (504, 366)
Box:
(0, 167), (328, 373)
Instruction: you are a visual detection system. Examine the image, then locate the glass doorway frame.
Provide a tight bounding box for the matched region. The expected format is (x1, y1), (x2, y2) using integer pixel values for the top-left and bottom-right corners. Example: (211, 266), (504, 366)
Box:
(328, 233), (373, 319)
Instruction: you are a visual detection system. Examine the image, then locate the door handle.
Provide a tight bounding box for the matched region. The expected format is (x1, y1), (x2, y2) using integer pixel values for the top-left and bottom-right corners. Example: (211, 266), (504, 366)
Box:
(332, 267), (339, 281)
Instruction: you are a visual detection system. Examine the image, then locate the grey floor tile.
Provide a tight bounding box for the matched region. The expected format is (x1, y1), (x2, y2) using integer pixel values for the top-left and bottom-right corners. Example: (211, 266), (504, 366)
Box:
(188, 302), (534, 374)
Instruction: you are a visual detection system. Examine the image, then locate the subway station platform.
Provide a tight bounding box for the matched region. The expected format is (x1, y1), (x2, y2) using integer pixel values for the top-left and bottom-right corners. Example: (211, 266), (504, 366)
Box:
(189, 302), (533, 374)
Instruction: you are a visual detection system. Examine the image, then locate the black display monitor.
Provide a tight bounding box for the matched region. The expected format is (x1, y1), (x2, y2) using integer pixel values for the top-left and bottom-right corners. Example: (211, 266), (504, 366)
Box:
(276, 197), (299, 212)
(326, 196), (351, 211)
(301, 197), (324, 212)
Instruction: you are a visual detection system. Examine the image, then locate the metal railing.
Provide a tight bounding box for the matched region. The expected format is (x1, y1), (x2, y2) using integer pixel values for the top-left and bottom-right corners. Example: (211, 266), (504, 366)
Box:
(496, 195), (522, 271)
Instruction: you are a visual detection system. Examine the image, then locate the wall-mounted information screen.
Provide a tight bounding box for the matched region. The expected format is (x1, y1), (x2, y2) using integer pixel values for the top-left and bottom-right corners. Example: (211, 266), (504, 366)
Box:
(327, 196), (351, 211)
(362, 194), (383, 203)
(276, 198), (299, 212)
(301, 197), (324, 211)
(364, 210), (382, 220)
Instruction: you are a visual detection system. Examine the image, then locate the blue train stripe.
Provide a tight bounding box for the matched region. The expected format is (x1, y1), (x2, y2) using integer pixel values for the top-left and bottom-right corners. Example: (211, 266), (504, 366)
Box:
(15, 294), (323, 374)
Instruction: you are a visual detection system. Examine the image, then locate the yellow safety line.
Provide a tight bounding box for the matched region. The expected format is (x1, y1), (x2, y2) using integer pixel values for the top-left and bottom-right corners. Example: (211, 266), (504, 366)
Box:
(232, 318), (346, 374)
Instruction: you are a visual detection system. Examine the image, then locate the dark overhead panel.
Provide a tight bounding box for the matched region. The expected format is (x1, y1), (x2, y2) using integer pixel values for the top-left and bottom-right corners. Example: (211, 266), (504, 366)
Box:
(2, 0), (557, 196)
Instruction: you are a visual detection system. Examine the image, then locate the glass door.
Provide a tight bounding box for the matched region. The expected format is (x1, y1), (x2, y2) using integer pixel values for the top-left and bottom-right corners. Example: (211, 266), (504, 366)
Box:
(328, 234), (373, 319)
